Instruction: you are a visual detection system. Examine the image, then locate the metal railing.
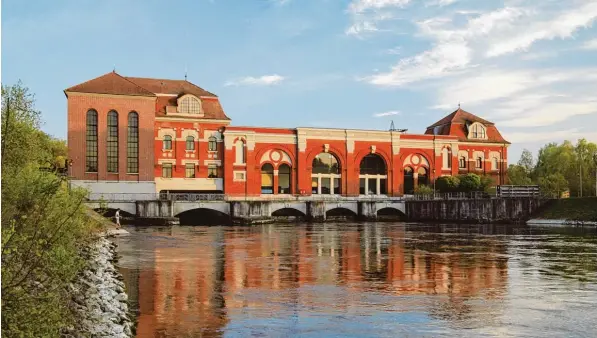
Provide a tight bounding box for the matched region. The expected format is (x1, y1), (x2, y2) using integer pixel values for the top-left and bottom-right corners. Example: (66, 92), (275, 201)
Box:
(406, 191), (491, 201)
(86, 193), (404, 202)
(496, 185), (540, 198)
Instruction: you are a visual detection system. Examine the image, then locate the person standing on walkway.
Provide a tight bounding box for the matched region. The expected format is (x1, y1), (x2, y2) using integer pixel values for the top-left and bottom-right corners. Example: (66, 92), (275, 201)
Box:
(115, 209), (121, 228)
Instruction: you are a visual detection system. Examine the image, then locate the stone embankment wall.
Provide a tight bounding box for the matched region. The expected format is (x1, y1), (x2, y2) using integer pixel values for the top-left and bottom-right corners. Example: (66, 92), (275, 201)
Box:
(63, 236), (134, 338)
(406, 198), (548, 223)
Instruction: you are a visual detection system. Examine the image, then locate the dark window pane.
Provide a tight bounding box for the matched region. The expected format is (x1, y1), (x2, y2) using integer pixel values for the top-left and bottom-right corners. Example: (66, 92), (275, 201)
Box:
(208, 137), (217, 151)
(186, 136), (194, 150)
(359, 154), (386, 175)
(312, 153), (340, 174)
(185, 163), (195, 178)
(163, 135), (172, 150)
(86, 110), (98, 172)
(162, 163), (172, 178)
(127, 112), (139, 173)
(107, 111), (118, 173)
(208, 165), (218, 178)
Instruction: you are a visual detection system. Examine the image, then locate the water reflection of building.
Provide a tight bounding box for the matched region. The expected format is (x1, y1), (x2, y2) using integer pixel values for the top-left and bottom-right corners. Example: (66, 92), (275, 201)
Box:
(122, 225), (509, 336)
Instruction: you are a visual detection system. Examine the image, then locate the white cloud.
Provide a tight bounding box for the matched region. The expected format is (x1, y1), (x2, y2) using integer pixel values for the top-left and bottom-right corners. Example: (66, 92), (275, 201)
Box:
(225, 74), (285, 86)
(426, 0), (458, 8)
(373, 111), (401, 117)
(582, 38), (597, 50)
(385, 46), (402, 55)
(348, 0), (411, 15)
(486, 2), (597, 57)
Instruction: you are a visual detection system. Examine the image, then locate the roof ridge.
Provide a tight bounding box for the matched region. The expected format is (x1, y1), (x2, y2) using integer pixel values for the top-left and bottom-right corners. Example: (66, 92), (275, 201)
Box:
(117, 74), (157, 96)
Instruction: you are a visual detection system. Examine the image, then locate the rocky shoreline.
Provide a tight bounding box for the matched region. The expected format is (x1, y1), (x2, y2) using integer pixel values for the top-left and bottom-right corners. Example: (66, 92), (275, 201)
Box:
(62, 236), (134, 337)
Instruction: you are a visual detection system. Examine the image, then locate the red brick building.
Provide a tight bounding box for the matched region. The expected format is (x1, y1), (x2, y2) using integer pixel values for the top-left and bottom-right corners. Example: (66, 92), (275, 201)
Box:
(65, 72), (509, 197)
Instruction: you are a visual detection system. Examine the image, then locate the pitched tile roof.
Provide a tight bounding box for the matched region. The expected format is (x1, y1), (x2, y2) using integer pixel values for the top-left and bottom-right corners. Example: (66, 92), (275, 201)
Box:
(427, 108), (494, 129)
(64, 71), (155, 97)
(425, 108), (509, 144)
(124, 77), (217, 97)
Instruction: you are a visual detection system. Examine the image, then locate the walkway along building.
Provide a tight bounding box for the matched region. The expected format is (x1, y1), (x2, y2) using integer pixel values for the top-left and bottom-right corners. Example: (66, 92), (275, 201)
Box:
(66, 72), (510, 198)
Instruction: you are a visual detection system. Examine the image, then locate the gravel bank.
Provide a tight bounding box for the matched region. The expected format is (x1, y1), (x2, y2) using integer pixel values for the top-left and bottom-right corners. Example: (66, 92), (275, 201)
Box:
(62, 236), (134, 337)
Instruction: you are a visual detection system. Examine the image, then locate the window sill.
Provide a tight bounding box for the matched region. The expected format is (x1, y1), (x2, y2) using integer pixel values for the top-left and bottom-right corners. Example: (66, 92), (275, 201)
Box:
(126, 173), (140, 175)
(85, 172), (98, 174)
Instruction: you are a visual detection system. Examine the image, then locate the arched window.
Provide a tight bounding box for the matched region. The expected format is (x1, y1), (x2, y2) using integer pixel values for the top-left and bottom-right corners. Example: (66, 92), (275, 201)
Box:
(442, 148), (452, 169)
(492, 157), (499, 170)
(85, 110), (98, 172)
(459, 156), (467, 169)
(470, 123), (487, 139)
(261, 163), (274, 194)
(179, 96), (202, 114)
(403, 167), (414, 195)
(312, 153), (341, 194)
(208, 136), (217, 151)
(359, 154), (387, 195)
(127, 112), (139, 174)
(235, 139), (245, 164)
(107, 110), (118, 173)
(278, 164), (291, 194)
(476, 157), (483, 169)
(417, 167), (429, 187)
(186, 136), (195, 151)
(163, 135), (172, 150)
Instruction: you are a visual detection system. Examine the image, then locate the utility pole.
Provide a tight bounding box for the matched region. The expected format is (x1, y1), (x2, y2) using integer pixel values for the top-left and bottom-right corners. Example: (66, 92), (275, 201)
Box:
(594, 154), (597, 197)
(579, 152), (583, 197)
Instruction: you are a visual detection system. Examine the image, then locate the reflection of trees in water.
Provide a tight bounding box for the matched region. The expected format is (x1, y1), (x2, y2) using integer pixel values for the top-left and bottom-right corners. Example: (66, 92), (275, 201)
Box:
(509, 226), (597, 283)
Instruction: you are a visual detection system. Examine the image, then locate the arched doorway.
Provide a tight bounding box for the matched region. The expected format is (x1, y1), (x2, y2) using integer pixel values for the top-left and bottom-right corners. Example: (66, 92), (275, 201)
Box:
(278, 164), (291, 194)
(261, 163), (274, 194)
(359, 154), (387, 195)
(417, 167), (429, 187)
(404, 167), (414, 194)
(312, 153), (341, 194)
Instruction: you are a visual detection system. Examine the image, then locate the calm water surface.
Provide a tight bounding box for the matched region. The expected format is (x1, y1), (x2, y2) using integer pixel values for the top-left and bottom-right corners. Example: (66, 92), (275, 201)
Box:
(114, 223), (597, 337)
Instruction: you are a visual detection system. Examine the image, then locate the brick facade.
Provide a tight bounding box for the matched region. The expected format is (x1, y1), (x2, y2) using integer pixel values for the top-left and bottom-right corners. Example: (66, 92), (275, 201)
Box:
(66, 72), (509, 197)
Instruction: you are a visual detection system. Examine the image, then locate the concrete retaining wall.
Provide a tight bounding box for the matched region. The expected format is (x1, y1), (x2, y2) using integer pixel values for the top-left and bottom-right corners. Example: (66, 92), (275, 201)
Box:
(406, 198), (547, 223)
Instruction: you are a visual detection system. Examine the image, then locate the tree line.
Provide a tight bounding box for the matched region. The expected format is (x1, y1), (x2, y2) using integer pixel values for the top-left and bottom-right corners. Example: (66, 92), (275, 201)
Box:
(1, 82), (102, 336)
(507, 140), (597, 198)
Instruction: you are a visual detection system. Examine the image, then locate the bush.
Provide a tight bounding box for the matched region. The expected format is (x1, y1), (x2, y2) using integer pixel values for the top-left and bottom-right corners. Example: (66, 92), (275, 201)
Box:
(458, 173), (481, 192)
(436, 176), (460, 192)
(479, 175), (495, 193)
(414, 184), (434, 195)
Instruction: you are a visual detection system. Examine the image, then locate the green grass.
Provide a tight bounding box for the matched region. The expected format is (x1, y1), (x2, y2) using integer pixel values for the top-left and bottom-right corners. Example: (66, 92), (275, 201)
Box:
(537, 197), (597, 221)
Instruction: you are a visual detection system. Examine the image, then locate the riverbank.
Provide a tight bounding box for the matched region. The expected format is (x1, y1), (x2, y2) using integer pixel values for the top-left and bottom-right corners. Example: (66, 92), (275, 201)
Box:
(528, 197), (597, 226)
(62, 235), (134, 337)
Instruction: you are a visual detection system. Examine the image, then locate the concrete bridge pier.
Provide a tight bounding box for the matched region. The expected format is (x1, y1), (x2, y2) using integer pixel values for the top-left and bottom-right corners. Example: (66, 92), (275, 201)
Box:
(358, 201), (378, 221)
(136, 200), (179, 225)
(231, 201), (273, 225)
(307, 201), (327, 222)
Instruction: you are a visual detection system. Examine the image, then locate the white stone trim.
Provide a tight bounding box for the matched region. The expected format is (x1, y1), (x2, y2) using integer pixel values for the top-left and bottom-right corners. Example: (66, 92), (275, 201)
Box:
(203, 160), (222, 166)
(233, 171), (246, 182)
(181, 159), (199, 165)
(157, 159), (176, 165)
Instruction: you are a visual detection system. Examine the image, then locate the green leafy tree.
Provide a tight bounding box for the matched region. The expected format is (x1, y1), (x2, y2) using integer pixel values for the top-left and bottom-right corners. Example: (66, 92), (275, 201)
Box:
(458, 173), (481, 192)
(414, 184), (434, 195)
(436, 176), (460, 192)
(538, 173), (568, 198)
(2, 82), (101, 336)
(507, 164), (533, 185)
(518, 148), (534, 175)
(479, 175), (495, 193)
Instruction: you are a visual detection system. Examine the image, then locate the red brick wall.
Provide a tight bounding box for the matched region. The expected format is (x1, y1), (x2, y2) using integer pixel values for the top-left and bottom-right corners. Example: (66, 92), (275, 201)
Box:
(67, 93), (155, 181)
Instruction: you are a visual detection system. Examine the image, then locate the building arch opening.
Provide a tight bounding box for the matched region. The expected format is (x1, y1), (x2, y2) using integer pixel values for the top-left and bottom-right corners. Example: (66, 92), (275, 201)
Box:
(261, 163), (274, 194)
(177, 208), (230, 226)
(326, 208), (357, 220)
(359, 154), (387, 195)
(272, 207), (306, 222)
(417, 167), (429, 188)
(312, 153), (341, 195)
(404, 167), (414, 195)
(278, 164), (291, 194)
(377, 207), (406, 221)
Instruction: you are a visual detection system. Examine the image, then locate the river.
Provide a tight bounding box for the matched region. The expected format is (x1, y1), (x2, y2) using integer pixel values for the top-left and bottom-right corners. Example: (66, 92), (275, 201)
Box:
(114, 223), (597, 337)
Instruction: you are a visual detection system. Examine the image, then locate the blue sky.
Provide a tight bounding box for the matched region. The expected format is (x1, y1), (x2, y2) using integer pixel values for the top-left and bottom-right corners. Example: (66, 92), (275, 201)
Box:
(2, 0), (596, 162)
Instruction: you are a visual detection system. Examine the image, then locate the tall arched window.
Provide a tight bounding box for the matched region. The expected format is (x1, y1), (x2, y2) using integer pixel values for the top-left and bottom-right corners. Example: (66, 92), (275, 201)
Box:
(312, 153), (341, 194)
(179, 96), (202, 114)
(107, 110), (118, 173)
(127, 112), (139, 174)
(459, 156), (467, 169)
(186, 136), (195, 151)
(208, 136), (217, 151)
(442, 148), (452, 169)
(278, 164), (291, 194)
(492, 157), (499, 170)
(476, 157), (483, 169)
(417, 167), (429, 187)
(403, 167), (414, 195)
(235, 139), (245, 164)
(163, 135), (172, 150)
(261, 163), (274, 194)
(470, 123), (487, 139)
(86, 110), (98, 172)
(359, 154), (387, 195)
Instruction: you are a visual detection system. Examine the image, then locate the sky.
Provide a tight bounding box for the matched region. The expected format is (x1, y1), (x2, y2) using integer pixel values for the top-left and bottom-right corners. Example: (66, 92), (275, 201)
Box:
(2, 0), (597, 162)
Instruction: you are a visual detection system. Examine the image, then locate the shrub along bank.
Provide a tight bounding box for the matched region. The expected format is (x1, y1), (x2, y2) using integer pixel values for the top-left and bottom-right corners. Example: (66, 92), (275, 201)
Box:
(1, 83), (103, 336)
(535, 197), (597, 222)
